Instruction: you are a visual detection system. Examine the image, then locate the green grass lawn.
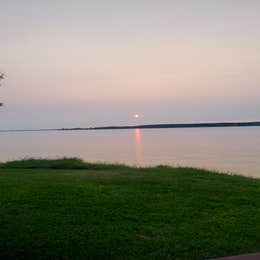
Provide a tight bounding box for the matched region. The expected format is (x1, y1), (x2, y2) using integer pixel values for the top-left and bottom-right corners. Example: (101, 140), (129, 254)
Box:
(0, 159), (260, 259)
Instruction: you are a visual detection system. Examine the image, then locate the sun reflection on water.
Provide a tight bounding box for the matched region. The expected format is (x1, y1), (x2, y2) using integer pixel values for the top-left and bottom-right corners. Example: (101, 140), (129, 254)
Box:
(134, 128), (143, 165)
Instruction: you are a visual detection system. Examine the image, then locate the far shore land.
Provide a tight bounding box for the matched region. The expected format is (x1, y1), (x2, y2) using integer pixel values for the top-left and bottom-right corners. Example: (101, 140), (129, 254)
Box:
(0, 158), (259, 259)
(1, 121), (260, 132)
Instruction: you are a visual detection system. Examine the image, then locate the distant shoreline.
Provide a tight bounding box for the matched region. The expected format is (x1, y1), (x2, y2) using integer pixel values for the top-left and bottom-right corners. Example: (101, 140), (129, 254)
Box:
(1, 121), (260, 132)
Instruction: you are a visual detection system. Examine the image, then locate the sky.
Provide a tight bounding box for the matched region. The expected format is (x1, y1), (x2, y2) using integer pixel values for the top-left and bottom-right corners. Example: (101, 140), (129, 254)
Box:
(1, 0), (260, 129)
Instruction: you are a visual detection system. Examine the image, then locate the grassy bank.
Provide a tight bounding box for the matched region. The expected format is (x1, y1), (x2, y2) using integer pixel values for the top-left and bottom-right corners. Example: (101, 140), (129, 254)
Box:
(0, 158), (260, 259)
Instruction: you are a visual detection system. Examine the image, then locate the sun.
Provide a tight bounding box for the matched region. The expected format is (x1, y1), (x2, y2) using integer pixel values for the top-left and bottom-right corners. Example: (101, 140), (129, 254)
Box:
(132, 113), (140, 119)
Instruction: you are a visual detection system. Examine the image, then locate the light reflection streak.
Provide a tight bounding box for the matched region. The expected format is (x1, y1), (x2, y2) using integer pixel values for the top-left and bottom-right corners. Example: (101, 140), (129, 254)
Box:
(134, 128), (143, 165)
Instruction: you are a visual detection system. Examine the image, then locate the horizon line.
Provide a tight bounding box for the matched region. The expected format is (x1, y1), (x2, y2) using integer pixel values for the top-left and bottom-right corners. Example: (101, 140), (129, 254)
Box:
(1, 120), (260, 133)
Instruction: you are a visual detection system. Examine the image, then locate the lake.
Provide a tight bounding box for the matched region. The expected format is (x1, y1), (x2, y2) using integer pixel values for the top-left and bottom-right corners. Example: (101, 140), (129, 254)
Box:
(1, 127), (260, 177)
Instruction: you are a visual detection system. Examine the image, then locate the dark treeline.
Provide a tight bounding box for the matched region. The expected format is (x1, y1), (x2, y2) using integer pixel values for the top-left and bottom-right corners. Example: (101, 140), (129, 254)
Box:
(60, 121), (260, 131)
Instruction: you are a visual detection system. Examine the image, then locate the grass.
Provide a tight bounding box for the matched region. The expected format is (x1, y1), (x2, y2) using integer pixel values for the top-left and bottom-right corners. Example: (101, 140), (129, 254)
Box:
(0, 158), (260, 259)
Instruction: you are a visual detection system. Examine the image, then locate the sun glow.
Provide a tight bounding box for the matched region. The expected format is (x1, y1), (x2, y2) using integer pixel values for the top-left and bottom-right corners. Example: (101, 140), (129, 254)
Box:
(132, 113), (140, 119)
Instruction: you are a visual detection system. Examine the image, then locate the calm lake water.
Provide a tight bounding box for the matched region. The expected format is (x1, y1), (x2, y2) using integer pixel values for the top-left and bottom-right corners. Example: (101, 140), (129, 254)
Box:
(1, 127), (260, 178)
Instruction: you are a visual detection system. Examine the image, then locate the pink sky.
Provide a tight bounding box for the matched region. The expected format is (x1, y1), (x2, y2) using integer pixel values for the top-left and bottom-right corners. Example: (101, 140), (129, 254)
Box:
(1, 1), (260, 128)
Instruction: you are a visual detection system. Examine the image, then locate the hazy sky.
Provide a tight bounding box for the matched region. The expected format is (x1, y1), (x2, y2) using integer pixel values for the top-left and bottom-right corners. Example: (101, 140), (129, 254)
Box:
(1, 0), (260, 129)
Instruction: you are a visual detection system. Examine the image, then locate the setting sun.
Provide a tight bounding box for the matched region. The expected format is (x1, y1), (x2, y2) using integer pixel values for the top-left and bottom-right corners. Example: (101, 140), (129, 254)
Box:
(132, 113), (140, 119)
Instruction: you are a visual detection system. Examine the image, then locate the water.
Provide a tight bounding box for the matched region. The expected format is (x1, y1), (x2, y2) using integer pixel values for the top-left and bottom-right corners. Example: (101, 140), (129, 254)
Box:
(1, 127), (260, 177)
